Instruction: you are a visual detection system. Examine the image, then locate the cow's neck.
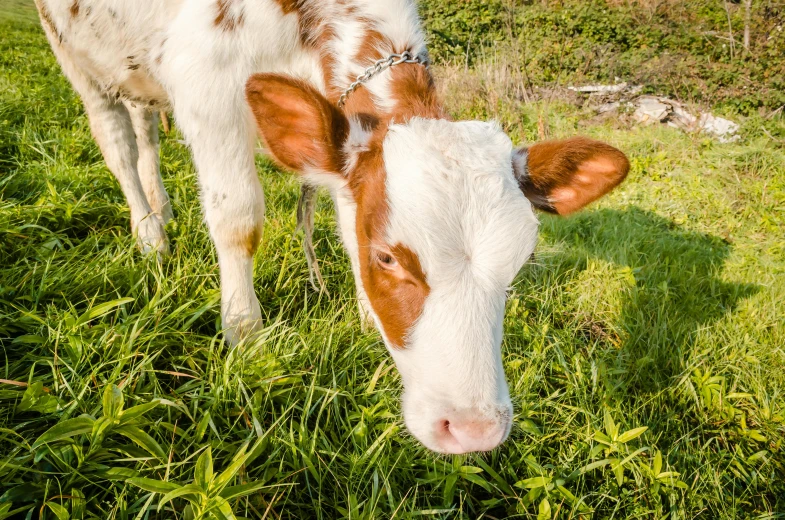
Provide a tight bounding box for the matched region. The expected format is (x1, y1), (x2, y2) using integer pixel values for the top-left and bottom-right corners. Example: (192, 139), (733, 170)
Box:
(332, 52), (445, 205)
(336, 58), (444, 126)
(293, 0), (444, 125)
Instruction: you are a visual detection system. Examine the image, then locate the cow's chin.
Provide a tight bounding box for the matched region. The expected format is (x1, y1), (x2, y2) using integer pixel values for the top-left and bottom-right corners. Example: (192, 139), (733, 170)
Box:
(401, 390), (513, 455)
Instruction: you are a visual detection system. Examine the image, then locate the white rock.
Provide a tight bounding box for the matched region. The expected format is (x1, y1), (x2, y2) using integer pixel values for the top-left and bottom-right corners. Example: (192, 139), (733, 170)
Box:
(698, 113), (740, 142)
(670, 102), (698, 129)
(579, 84), (741, 143)
(597, 101), (621, 114)
(633, 96), (670, 124)
(568, 82), (628, 94)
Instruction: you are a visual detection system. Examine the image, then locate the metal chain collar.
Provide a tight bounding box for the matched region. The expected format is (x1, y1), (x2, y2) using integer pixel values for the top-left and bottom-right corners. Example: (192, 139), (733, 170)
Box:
(337, 51), (429, 108)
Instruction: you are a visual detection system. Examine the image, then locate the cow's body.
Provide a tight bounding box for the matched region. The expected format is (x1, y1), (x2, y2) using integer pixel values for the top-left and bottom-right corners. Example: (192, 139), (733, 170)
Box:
(35, 0), (424, 338)
(36, 0), (630, 454)
(35, 0), (422, 107)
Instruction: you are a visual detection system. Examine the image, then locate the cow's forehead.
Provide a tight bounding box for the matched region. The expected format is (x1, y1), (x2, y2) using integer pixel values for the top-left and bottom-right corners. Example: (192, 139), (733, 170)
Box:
(381, 118), (540, 284)
(383, 118), (512, 183)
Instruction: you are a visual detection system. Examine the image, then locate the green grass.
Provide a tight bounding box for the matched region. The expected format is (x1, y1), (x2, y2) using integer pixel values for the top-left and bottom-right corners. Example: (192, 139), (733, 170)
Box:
(1, 4), (784, 520)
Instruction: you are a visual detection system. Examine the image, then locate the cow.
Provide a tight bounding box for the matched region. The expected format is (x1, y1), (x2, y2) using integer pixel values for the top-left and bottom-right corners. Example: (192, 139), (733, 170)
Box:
(34, 0), (629, 454)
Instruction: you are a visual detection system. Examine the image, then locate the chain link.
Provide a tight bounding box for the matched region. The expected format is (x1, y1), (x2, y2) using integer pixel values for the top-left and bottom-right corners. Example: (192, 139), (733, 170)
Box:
(337, 51), (428, 108)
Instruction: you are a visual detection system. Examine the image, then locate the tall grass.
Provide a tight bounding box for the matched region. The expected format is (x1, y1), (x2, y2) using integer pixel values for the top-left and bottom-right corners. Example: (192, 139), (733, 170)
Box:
(1, 4), (784, 519)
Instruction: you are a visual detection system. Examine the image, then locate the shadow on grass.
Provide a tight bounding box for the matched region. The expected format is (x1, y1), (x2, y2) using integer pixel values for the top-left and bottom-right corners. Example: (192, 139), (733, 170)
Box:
(539, 206), (760, 391)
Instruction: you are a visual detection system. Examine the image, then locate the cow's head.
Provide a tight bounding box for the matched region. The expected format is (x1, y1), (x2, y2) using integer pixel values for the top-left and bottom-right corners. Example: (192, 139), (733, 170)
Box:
(246, 74), (629, 454)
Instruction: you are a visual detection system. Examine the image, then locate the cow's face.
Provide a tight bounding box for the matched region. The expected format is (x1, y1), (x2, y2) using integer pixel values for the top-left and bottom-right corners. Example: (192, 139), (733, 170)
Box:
(246, 74), (629, 454)
(355, 118), (535, 453)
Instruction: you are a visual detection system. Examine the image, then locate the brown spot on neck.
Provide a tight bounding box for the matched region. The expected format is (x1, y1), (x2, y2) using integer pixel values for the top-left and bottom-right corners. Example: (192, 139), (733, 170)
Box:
(274, 0), (302, 14)
(339, 62), (445, 136)
(69, 0), (79, 17)
(341, 28), (445, 124)
(273, 1), (344, 99)
(275, 0), (320, 45)
(387, 63), (445, 121)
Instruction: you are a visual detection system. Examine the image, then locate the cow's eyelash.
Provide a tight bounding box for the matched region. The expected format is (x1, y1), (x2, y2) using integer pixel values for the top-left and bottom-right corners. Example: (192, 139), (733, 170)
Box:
(378, 252), (395, 264)
(375, 251), (399, 269)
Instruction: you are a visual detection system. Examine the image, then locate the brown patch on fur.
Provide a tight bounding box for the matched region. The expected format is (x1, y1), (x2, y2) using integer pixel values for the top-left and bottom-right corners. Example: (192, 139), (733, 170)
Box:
(224, 221), (263, 257)
(514, 137), (629, 215)
(308, 19), (339, 100)
(388, 64), (445, 121)
(273, 1), (344, 100)
(349, 131), (430, 348)
(273, 0), (300, 14)
(69, 0), (79, 17)
(243, 225), (263, 257)
(245, 74), (349, 173)
(214, 0), (244, 31)
(275, 0), (320, 46)
(370, 243), (430, 347)
(354, 28), (388, 66)
(341, 83), (381, 122)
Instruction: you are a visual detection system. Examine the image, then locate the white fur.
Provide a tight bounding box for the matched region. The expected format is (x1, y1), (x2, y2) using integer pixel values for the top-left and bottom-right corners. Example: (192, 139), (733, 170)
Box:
(381, 118), (539, 451)
(37, 0), (538, 453)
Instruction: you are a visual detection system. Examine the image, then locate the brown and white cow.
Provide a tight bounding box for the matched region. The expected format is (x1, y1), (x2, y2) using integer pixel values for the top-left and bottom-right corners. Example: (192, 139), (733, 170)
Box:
(35, 0), (629, 454)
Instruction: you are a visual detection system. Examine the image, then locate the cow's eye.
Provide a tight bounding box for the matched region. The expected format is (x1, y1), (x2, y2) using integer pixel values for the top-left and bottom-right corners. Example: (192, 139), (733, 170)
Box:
(376, 251), (398, 269)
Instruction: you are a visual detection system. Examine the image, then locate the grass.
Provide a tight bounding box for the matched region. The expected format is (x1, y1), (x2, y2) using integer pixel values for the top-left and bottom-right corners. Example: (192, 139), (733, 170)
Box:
(420, 0), (785, 117)
(1, 3), (784, 519)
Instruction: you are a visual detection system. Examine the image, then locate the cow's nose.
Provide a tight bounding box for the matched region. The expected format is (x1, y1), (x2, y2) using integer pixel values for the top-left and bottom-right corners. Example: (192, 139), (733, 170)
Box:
(433, 415), (510, 454)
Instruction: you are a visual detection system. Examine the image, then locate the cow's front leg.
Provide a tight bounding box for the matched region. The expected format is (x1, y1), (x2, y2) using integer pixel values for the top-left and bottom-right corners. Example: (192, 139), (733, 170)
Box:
(173, 105), (264, 344)
(201, 143), (264, 344)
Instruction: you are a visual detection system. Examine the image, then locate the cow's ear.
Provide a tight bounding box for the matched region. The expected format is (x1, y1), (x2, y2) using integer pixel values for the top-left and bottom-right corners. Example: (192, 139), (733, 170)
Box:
(246, 73), (348, 173)
(512, 137), (630, 215)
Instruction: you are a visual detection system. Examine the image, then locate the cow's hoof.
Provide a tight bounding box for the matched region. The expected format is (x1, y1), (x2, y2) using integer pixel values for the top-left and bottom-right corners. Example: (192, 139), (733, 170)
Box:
(134, 213), (169, 257)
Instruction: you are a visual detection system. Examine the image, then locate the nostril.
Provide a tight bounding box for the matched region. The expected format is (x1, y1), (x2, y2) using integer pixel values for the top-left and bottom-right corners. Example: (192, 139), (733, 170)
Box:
(441, 417), (507, 454)
(434, 418), (463, 454)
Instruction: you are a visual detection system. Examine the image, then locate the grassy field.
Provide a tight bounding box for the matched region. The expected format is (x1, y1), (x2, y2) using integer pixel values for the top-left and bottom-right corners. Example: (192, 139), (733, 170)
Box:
(1, 2), (784, 519)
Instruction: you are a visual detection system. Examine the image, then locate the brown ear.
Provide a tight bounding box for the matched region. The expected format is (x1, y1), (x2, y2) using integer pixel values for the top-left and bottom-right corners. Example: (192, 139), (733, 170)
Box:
(512, 137), (630, 215)
(245, 74), (349, 173)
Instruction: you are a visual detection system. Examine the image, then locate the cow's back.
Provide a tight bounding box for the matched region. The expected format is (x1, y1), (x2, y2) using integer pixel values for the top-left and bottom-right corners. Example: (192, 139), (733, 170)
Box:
(35, 0), (317, 108)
